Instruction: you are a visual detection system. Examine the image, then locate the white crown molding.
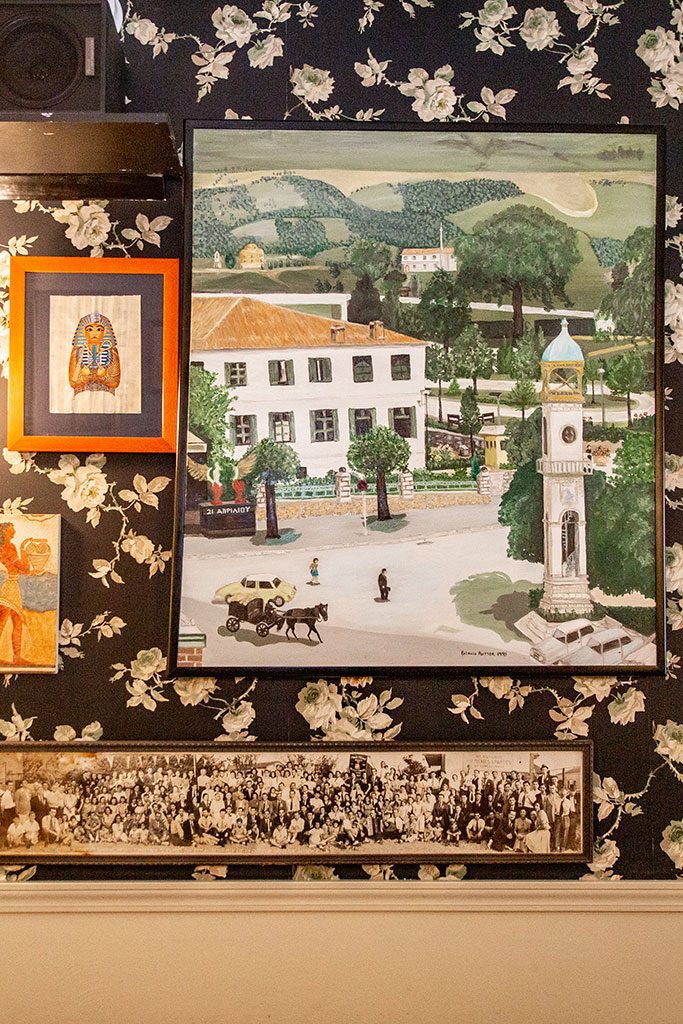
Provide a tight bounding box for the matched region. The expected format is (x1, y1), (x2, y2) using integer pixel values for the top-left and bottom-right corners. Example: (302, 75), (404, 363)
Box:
(0, 880), (681, 915)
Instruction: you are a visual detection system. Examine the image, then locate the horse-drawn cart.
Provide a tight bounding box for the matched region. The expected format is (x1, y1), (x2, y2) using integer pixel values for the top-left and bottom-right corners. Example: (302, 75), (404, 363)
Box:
(224, 598), (281, 639)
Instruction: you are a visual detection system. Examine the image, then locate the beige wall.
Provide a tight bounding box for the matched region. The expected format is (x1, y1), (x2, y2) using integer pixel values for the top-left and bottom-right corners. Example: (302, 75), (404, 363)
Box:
(1, 881), (681, 1024)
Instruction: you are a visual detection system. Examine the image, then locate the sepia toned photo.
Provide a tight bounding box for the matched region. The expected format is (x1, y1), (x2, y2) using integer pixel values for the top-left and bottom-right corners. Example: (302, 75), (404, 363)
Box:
(0, 742), (591, 863)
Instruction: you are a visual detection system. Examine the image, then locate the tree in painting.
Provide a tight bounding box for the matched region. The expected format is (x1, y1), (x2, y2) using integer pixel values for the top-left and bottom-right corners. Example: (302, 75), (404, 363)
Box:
(347, 426), (411, 522)
(605, 349), (647, 426)
(459, 387), (481, 456)
(188, 365), (235, 491)
(416, 269), (470, 352)
(452, 324), (495, 396)
(600, 226), (655, 339)
(457, 206), (581, 340)
(509, 377), (537, 420)
(426, 342), (454, 424)
(245, 440), (300, 539)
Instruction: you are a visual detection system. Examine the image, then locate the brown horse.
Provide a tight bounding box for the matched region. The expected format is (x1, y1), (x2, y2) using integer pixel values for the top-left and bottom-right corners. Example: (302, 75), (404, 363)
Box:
(276, 603), (328, 643)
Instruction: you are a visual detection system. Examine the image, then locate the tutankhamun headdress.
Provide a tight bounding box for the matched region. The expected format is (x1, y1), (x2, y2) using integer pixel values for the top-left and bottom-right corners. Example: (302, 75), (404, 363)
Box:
(68, 312), (121, 396)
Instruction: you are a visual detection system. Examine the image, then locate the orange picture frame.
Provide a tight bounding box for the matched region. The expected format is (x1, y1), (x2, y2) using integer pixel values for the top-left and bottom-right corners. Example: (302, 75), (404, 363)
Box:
(8, 255), (179, 452)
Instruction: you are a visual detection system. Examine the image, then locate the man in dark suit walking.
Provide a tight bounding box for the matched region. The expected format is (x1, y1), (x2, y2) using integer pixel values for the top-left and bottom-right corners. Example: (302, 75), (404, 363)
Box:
(378, 568), (390, 601)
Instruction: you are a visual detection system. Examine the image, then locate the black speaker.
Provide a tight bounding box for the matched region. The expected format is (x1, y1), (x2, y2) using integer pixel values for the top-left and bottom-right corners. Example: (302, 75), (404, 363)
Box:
(0, 0), (123, 112)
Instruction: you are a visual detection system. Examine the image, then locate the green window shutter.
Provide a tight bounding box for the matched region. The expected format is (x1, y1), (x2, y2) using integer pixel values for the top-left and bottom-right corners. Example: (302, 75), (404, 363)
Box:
(370, 407), (377, 429)
(249, 415), (258, 444)
(308, 358), (315, 383)
(268, 412), (275, 440)
(332, 408), (339, 441)
(229, 417), (237, 447)
(309, 409), (316, 442)
(410, 406), (417, 437)
(324, 358), (332, 382)
(268, 361), (279, 385)
(288, 412), (296, 443)
(348, 408), (355, 439)
(287, 359), (295, 384)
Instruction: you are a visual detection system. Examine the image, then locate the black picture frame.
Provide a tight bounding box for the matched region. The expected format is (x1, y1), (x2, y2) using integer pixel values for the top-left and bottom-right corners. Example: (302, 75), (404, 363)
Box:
(0, 740), (592, 864)
(169, 120), (666, 679)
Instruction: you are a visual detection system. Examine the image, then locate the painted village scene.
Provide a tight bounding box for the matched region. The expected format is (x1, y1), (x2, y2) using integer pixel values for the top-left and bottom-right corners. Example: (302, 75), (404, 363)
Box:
(177, 129), (659, 671)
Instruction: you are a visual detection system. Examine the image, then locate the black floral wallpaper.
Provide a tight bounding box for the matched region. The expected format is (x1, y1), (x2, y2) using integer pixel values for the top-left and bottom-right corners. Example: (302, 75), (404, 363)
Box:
(1, 0), (683, 882)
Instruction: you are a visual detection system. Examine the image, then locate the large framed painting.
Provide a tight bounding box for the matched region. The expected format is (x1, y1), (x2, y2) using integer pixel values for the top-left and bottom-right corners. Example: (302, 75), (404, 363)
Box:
(0, 514), (60, 674)
(8, 256), (180, 452)
(0, 741), (591, 864)
(170, 122), (665, 676)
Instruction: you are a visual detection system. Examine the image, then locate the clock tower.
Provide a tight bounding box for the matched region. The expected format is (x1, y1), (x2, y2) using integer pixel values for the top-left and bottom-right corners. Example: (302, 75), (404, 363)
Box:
(536, 319), (593, 617)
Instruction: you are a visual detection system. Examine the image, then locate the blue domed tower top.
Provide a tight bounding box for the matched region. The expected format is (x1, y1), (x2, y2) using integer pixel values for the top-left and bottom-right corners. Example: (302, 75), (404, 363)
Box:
(540, 319), (584, 402)
(541, 318), (584, 364)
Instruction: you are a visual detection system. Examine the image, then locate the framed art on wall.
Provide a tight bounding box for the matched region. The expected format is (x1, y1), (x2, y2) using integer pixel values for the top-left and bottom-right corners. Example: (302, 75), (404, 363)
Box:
(8, 255), (180, 452)
(170, 121), (665, 677)
(0, 740), (592, 864)
(0, 513), (60, 674)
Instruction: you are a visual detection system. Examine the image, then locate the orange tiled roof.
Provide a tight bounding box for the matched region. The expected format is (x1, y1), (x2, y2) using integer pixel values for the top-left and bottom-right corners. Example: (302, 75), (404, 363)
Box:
(191, 295), (425, 351)
(402, 247), (455, 256)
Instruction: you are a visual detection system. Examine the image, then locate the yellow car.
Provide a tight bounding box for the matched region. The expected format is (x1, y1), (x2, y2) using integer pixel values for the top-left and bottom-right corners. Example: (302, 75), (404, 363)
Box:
(212, 574), (296, 607)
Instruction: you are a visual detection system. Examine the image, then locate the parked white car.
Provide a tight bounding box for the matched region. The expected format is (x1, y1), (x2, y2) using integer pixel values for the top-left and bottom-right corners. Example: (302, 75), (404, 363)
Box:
(529, 619), (597, 665)
(564, 627), (652, 666)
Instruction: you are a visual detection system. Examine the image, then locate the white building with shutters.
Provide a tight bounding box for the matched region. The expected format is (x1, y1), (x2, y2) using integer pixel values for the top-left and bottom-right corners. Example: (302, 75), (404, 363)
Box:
(190, 295), (427, 476)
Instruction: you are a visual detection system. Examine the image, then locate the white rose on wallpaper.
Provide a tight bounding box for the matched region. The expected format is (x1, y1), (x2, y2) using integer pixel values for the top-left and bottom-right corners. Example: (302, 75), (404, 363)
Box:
(295, 679), (343, 730)
(519, 8), (561, 51)
(121, 533), (155, 564)
(321, 711), (367, 741)
(2, 449), (35, 474)
(477, 0), (516, 28)
(63, 204), (112, 251)
(654, 720), (683, 763)
(354, 51), (390, 87)
(566, 46), (598, 76)
(58, 465), (108, 513)
(130, 647), (166, 681)
(661, 820), (683, 870)
(636, 27), (681, 73)
(0, 249), (9, 290)
(666, 452), (683, 491)
(665, 279), (683, 329)
(173, 677), (218, 707)
(247, 34), (283, 69)
(126, 16), (158, 45)
(398, 66), (457, 121)
(659, 60), (683, 106)
(53, 725), (77, 742)
(350, 694), (393, 732)
(573, 677), (616, 702)
(212, 5), (257, 47)
(666, 542), (683, 594)
(221, 700), (256, 735)
(666, 195), (683, 229)
(290, 64), (335, 103)
(256, 1), (292, 24)
(588, 839), (620, 873)
(607, 687), (645, 726)
(479, 676), (514, 698)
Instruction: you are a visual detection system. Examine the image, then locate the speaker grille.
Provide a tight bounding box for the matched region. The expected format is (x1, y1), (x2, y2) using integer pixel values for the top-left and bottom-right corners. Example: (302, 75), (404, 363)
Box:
(0, 15), (83, 107)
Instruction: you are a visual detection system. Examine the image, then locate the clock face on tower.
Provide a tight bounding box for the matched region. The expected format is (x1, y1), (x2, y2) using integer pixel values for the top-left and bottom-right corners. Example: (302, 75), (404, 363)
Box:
(561, 425), (577, 444)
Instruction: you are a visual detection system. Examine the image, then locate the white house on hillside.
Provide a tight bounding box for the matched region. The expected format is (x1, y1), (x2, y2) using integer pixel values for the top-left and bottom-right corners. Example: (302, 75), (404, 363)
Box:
(401, 246), (457, 274)
(191, 295), (427, 476)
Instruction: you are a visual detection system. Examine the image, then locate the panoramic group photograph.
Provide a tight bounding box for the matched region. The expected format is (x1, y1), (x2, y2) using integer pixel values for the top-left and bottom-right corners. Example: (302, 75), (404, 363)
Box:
(176, 127), (661, 673)
(0, 745), (588, 862)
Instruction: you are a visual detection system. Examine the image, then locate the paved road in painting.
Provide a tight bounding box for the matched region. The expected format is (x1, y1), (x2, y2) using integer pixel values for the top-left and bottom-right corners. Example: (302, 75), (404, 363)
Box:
(181, 500), (540, 669)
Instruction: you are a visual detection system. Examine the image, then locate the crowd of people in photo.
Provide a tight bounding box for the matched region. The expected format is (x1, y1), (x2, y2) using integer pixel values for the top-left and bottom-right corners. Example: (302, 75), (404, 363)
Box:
(0, 754), (582, 855)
